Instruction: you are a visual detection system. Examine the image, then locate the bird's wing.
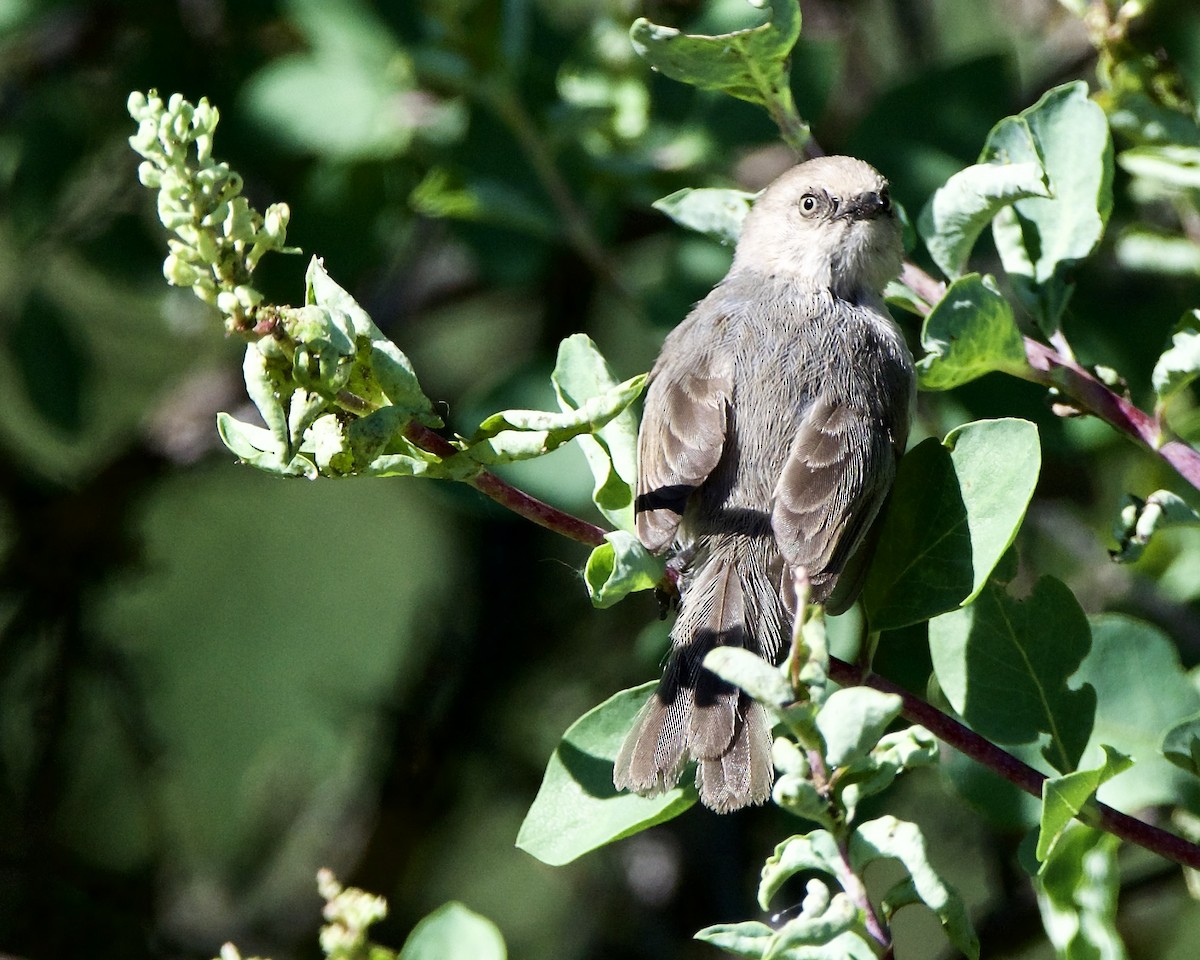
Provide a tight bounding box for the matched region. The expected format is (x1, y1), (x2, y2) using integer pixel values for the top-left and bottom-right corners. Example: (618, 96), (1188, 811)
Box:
(635, 350), (732, 553)
(769, 396), (898, 606)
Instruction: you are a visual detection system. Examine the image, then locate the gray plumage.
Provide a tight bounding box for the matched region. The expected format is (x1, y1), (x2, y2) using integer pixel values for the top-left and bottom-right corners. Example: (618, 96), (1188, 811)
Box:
(613, 156), (915, 813)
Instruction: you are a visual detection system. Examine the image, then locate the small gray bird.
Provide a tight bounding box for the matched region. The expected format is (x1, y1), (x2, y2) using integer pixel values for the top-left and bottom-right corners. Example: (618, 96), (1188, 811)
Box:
(613, 156), (915, 813)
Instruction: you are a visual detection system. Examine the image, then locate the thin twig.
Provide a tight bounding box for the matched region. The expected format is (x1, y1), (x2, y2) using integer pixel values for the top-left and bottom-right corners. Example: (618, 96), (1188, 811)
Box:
(403, 422), (608, 546)
(827, 656), (1200, 871)
(897, 260), (1200, 494)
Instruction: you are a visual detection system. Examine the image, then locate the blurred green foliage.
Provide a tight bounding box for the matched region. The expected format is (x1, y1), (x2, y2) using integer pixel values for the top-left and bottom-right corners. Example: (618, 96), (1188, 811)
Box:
(3, 0), (1200, 958)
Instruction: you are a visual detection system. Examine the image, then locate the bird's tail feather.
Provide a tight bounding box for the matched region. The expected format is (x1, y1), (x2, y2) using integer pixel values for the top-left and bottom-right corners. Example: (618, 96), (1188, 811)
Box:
(613, 535), (789, 812)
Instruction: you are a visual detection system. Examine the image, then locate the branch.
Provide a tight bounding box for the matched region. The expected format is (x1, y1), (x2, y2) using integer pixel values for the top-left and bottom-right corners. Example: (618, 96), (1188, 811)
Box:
(898, 260), (1200, 494)
(403, 422), (608, 547)
(827, 656), (1200, 871)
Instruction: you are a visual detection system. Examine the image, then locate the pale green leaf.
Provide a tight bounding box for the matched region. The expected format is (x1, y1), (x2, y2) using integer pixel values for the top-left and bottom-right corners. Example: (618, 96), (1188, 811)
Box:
(552, 334), (640, 531)
(652, 187), (758, 245)
(1162, 712), (1200, 777)
(630, 0), (801, 109)
(1074, 615), (1200, 811)
(703, 647), (793, 707)
(837, 726), (938, 822)
(1110, 489), (1200, 563)
(399, 901), (506, 960)
(1152, 309), (1200, 409)
(1035, 825), (1127, 960)
(584, 531), (663, 608)
(929, 576), (1095, 774)
(1037, 745), (1132, 863)
(814, 688), (901, 769)
(984, 81), (1114, 335)
(516, 683), (696, 865)
(917, 274), (1030, 390)
(918, 162), (1049, 279)
(1119, 144), (1200, 190)
(851, 817), (979, 960)
(466, 375), (646, 465)
(694, 920), (774, 958)
(758, 829), (845, 911)
(1115, 230), (1200, 277)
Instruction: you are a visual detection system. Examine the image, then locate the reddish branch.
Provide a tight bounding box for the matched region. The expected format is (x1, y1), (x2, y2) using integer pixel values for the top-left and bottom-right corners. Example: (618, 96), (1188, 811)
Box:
(829, 657), (1200, 871)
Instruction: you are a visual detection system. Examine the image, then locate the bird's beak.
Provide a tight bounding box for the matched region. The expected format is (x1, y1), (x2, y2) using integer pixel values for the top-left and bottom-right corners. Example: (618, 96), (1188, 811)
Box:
(837, 191), (890, 221)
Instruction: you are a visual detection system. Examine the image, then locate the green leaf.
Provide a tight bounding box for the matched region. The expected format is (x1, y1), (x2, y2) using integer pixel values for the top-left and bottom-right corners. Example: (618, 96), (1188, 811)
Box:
(465, 374), (646, 465)
(216, 412), (317, 479)
(630, 0), (801, 110)
(652, 187), (758, 245)
(552, 335), (640, 531)
(1162, 712), (1200, 778)
(929, 576), (1095, 775)
(918, 162), (1049, 279)
(837, 726), (938, 823)
(984, 81), (1114, 335)
(703, 647), (793, 707)
(862, 419), (1041, 630)
(584, 531), (663, 608)
(852, 817), (979, 960)
(814, 688), (902, 768)
(1035, 825), (1127, 960)
(1073, 615), (1200, 811)
(516, 683), (696, 865)
(1110, 490), (1200, 563)
(1115, 230), (1200, 278)
(758, 829), (845, 911)
(917, 274), (1030, 390)
(1152, 309), (1200, 412)
(693, 920), (774, 958)
(762, 888), (859, 958)
(399, 901), (507, 960)
(1037, 746), (1132, 863)
(1118, 144), (1200, 190)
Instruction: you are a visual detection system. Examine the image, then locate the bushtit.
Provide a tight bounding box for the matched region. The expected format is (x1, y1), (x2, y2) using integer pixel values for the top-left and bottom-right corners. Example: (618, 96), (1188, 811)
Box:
(613, 156), (914, 812)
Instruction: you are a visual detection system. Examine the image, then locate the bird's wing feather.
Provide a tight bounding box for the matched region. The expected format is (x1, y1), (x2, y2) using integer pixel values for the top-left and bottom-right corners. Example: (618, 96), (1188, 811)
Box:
(635, 348), (732, 553)
(770, 397), (897, 603)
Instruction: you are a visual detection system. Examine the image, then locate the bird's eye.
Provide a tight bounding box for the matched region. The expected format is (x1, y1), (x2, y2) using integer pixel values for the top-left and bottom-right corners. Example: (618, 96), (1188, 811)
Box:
(799, 194), (819, 216)
(879, 187), (892, 212)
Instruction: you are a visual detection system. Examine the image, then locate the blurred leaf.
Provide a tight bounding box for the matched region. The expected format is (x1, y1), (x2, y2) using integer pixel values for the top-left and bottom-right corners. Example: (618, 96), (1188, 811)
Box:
(1152, 309), (1200, 410)
(852, 817), (979, 960)
(918, 161), (1049, 279)
(984, 81), (1114, 336)
(516, 683), (696, 865)
(6, 291), (90, 435)
(552, 334), (640, 531)
(1110, 490), (1200, 563)
(584, 532), (663, 608)
(630, 0), (800, 110)
(917, 274), (1030, 390)
(399, 901), (507, 960)
(1115, 230), (1200, 277)
(1037, 745), (1132, 863)
(1163, 712), (1200, 777)
(242, 0), (440, 160)
(652, 187), (757, 245)
(410, 169), (557, 237)
(1119, 144), (1200, 189)
(465, 374), (646, 465)
(862, 419), (1041, 629)
(693, 920), (774, 958)
(814, 688), (902, 768)
(1035, 825), (1127, 960)
(703, 647), (792, 707)
(1075, 615), (1200, 811)
(929, 576), (1095, 775)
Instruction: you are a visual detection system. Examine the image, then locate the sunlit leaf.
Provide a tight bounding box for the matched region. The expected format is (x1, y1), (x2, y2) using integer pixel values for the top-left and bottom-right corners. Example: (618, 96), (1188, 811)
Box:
(917, 274), (1030, 389)
(517, 684), (695, 865)
(399, 901), (507, 960)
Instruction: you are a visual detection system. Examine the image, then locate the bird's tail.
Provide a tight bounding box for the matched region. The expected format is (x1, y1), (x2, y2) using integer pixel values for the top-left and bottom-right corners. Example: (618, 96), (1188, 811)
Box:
(613, 534), (791, 812)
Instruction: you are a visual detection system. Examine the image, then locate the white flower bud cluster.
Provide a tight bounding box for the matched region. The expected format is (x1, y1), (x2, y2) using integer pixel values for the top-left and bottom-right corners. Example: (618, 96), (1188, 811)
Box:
(127, 90), (295, 331)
